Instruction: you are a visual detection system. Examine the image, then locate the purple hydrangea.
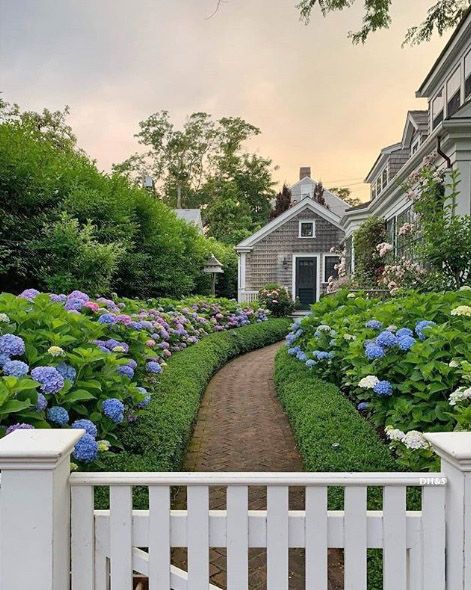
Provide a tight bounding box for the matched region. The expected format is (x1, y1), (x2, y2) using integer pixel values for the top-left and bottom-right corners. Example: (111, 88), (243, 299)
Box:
(396, 327), (413, 339)
(31, 366), (65, 394)
(117, 365), (134, 379)
(2, 360), (29, 377)
(365, 320), (383, 330)
(398, 335), (416, 351)
(47, 406), (69, 425)
(36, 393), (48, 411)
(0, 334), (26, 357)
(375, 331), (398, 348)
(373, 380), (393, 397)
(50, 293), (67, 303)
(126, 359), (138, 369)
(73, 433), (98, 463)
(365, 343), (385, 361)
(0, 353), (10, 367)
(72, 419), (98, 438)
(104, 339), (129, 353)
(64, 298), (85, 311)
(146, 361), (162, 374)
(18, 288), (40, 300)
(6, 423), (35, 435)
(102, 398), (124, 423)
(98, 313), (117, 324)
(67, 290), (89, 302)
(56, 363), (77, 381)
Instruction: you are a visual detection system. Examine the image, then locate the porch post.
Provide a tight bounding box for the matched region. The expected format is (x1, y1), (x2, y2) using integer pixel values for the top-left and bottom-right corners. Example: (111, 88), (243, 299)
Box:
(425, 432), (471, 590)
(0, 429), (83, 590)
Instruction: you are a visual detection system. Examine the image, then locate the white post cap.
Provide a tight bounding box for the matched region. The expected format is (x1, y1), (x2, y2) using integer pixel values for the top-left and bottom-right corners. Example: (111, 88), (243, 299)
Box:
(0, 429), (84, 470)
(425, 432), (471, 471)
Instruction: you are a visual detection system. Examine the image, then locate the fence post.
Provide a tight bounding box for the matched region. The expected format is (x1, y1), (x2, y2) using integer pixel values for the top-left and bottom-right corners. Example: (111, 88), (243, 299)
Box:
(426, 432), (471, 590)
(0, 429), (83, 590)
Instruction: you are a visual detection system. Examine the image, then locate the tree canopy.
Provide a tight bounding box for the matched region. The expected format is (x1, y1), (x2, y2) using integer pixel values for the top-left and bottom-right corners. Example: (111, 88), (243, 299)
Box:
(296, 0), (470, 44)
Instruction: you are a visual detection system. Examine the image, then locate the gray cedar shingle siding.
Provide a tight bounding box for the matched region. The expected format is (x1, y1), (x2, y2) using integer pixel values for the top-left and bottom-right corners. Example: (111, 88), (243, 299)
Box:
(389, 149), (410, 180)
(245, 208), (344, 293)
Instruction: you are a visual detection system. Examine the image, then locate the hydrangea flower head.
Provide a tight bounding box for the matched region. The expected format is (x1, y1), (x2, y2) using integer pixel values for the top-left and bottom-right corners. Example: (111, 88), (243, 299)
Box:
(31, 366), (64, 394)
(0, 334), (25, 357)
(146, 361), (162, 374)
(73, 433), (98, 463)
(64, 298), (84, 311)
(365, 343), (385, 360)
(36, 393), (48, 411)
(358, 375), (379, 389)
(376, 331), (398, 348)
(385, 425), (405, 441)
(305, 359), (316, 368)
(451, 305), (471, 317)
(373, 380), (393, 397)
(98, 314), (117, 324)
(365, 319), (383, 330)
(126, 359), (138, 369)
(296, 350), (307, 361)
(6, 423), (35, 435)
(117, 365), (134, 379)
(102, 398), (124, 423)
(402, 430), (430, 450)
(50, 293), (67, 303)
(72, 419), (98, 438)
(18, 288), (40, 300)
(47, 406), (69, 425)
(48, 346), (65, 357)
(357, 402), (369, 411)
(67, 290), (89, 302)
(396, 327), (413, 339)
(449, 386), (471, 406)
(0, 313), (10, 323)
(398, 335), (416, 351)
(314, 351), (332, 361)
(2, 360), (29, 377)
(97, 440), (111, 452)
(56, 363), (76, 381)
(0, 353), (9, 367)
(415, 320), (436, 341)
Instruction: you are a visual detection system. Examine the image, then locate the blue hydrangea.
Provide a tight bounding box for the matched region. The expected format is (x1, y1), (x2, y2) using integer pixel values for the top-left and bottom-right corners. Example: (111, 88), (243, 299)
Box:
(47, 406), (69, 425)
(398, 335), (416, 351)
(64, 298), (84, 311)
(56, 363), (77, 381)
(373, 380), (393, 397)
(2, 360), (29, 377)
(296, 350), (307, 361)
(365, 320), (383, 330)
(146, 361), (162, 374)
(72, 433), (98, 463)
(18, 288), (40, 300)
(365, 343), (385, 360)
(31, 366), (65, 394)
(126, 359), (138, 369)
(396, 327), (413, 339)
(375, 331), (398, 348)
(130, 321), (143, 330)
(0, 334), (25, 357)
(305, 359), (316, 368)
(71, 419), (98, 438)
(117, 365), (134, 379)
(50, 293), (67, 303)
(287, 346), (300, 356)
(98, 313), (117, 324)
(357, 402), (369, 411)
(0, 353), (10, 367)
(36, 393), (48, 411)
(314, 351), (332, 361)
(415, 320), (436, 341)
(137, 394), (152, 408)
(102, 398), (124, 423)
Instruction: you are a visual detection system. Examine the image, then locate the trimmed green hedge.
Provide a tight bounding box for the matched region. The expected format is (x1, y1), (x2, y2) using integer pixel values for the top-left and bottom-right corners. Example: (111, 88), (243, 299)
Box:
(100, 318), (290, 473)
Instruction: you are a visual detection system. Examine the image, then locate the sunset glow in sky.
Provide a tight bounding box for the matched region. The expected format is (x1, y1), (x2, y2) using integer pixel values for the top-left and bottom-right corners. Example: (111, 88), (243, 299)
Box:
(1, 0), (451, 201)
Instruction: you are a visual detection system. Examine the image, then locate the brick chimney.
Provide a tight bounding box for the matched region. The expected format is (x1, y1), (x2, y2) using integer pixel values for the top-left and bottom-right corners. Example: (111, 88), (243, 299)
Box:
(299, 167), (311, 180)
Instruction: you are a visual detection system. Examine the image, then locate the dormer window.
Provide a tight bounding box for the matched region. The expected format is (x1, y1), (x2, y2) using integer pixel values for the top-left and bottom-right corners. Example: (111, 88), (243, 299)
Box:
(432, 90), (444, 130)
(465, 50), (471, 100)
(411, 134), (421, 154)
(447, 66), (461, 117)
(299, 220), (315, 238)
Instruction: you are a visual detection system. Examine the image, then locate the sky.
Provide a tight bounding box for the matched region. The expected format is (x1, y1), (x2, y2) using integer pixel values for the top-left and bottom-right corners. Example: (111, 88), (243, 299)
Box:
(0, 0), (451, 201)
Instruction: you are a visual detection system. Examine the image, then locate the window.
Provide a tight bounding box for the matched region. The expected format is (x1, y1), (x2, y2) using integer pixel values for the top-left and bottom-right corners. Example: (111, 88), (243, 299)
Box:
(382, 167), (388, 189)
(432, 89), (444, 130)
(411, 134), (421, 154)
(447, 67), (461, 117)
(465, 50), (471, 99)
(371, 183), (377, 199)
(299, 220), (315, 238)
(324, 255), (340, 282)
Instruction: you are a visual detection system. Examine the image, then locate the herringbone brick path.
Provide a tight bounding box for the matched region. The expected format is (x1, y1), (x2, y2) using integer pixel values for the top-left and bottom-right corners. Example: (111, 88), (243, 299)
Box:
(172, 342), (343, 589)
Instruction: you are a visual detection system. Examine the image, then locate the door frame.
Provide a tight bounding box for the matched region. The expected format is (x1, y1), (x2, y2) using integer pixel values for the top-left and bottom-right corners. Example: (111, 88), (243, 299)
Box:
(292, 253), (321, 303)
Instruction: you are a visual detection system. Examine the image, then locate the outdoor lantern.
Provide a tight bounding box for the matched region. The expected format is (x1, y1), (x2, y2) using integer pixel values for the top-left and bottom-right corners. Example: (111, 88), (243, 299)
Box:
(203, 253), (224, 296)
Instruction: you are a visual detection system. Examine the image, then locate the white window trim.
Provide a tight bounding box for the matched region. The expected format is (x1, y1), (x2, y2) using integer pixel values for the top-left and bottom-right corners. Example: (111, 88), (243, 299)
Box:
(292, 253), (321, 302)
(323, 254), (341, 283)
(411, 134), (421, 154)
(298, 219), (316, 238)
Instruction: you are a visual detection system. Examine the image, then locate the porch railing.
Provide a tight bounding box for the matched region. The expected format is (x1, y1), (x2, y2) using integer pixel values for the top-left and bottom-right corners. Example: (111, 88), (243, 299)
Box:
(238, 289), (259, 303)
(0, 430), (470, 589)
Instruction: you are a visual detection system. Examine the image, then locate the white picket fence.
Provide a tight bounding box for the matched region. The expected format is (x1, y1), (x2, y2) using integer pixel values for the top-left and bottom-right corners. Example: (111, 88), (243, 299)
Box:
(0, 430), (470, 590)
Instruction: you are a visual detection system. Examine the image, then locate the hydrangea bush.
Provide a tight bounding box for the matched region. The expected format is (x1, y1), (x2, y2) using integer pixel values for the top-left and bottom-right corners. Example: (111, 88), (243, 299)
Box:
(0, 290), (269, 464)
(285, 287), (471, 470)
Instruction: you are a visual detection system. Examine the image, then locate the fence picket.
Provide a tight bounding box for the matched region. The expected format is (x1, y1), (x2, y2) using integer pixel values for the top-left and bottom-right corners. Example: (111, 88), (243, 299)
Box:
(267, 486), (289, 590)
(227, 485), (248, 590)
(344, 486), (367, 590)
(149, 486), (170, 590)
(422, 485), (446, 590)
(71, 485), (95, 590)
(383, 486), (407, 590)
(187, 485), (209, 590)
(109, 486), (133, 590)
(305, 486), (328, 590)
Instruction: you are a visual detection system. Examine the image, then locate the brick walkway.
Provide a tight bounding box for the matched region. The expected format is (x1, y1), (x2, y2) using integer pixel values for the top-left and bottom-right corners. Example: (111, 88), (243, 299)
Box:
(172, 342), (344, 589)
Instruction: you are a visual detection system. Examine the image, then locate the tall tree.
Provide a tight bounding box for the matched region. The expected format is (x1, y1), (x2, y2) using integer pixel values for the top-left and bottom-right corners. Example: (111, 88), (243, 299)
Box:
(313, 181), (329, 208)
(270, 184), (292, 219)
(329, 186), (361, 207)
(296, 0), (470, 44)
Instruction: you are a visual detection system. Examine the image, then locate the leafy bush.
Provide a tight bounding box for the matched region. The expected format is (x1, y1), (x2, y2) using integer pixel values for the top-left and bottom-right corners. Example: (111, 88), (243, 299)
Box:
(258, 284), (295, 317)
(352, 217), (387, 286)
(285, 288), (471, 470)
(0, 288), (271, 464)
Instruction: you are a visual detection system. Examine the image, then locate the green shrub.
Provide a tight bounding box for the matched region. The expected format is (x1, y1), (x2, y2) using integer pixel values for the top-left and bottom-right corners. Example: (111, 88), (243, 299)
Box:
(259, 283), (295, 317)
